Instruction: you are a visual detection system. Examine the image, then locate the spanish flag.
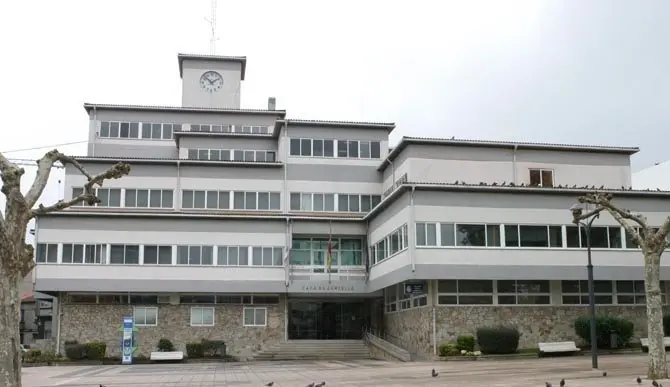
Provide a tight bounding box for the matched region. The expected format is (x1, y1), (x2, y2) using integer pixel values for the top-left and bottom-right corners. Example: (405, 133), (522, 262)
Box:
(326, 237), (332, 273)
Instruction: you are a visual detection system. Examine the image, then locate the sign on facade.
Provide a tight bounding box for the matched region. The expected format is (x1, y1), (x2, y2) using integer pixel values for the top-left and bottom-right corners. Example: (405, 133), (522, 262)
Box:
(121, 317), (134, 365)
(289, 281), (364, 293)
(404, 282), (425, 295)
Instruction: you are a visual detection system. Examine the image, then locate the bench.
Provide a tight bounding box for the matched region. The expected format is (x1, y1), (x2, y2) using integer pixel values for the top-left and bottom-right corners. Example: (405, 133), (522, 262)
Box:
(150, 351), (184, 362)
(640, 337), (670, 352)
(538, 341), (580, 357)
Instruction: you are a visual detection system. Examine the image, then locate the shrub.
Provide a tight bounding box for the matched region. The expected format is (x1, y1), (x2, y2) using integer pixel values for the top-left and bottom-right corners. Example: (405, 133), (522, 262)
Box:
(574, 316), (634, 348)
(476, 326), (520, 354)
(85, 341), (107, 360)
(24, 349), (42, 363)
(201, 339), (226, 357)
(64, 341), (87, 360)
(456, 334), (476, 352)
(157, 338), (175, 352)
(438, 342), (460, 357)
(186, 342), (204, 358)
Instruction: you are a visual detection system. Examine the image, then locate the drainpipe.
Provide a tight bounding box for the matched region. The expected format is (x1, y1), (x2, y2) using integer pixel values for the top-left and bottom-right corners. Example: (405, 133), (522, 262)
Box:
(56, 291), (62, 355)
(432, 306), (437, 356)
(512, 144), (518, 184)
(91, 106), (97, 155)
(285, 217), (291, 287)
(409, 186), (416, 272)
(176, 160), (181, 212)
(283, 121), (289, 213)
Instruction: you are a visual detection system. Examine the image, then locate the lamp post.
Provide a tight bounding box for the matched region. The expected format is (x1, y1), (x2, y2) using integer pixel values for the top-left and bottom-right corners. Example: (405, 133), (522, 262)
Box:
(570, 203), (600, 370)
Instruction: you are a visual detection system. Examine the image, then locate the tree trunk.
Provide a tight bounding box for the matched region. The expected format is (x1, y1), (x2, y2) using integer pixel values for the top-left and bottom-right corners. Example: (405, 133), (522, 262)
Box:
(645, 251), (668, 380)
(0, 261), (21, 387)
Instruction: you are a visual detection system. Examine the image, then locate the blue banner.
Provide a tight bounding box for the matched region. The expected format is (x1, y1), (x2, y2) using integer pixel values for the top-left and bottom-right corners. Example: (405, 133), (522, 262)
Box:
(121, 316), (134, 365)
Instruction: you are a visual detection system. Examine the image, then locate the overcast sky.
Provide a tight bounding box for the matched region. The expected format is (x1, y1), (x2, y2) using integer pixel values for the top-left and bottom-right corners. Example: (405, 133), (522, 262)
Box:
(1, 0), (669, 214)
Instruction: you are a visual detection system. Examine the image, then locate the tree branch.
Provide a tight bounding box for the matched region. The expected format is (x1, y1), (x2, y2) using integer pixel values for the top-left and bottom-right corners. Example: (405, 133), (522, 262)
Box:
(30, 155), (130, 218)
(655, 216), (670, 249)
(578, 192), (645, 247)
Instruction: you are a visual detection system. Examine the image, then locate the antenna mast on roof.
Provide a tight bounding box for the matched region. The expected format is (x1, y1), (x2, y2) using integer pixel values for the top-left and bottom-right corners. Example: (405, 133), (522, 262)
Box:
(205, 0), (219, 54)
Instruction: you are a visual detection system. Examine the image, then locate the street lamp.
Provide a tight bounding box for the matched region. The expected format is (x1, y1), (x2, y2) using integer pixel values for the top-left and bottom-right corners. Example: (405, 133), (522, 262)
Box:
(570, 203), (600, 370)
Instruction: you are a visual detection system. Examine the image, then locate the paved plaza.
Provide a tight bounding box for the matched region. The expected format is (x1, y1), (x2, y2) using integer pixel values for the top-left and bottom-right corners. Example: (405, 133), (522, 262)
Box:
(21, 354), (670, 387)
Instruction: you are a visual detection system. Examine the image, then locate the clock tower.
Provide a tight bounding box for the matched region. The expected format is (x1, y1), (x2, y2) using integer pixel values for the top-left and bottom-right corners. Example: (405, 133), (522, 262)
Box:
(178, 53), (246, 109)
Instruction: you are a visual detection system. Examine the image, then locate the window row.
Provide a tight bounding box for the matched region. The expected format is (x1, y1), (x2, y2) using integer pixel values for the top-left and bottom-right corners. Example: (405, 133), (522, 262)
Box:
(36, 243), (284, 267)
(98, 121), (177, 140)
(186, 148), (277, 163)
(371, 224), (409, 264)
(289, 193), (381, 213)
(290, 238), (364, 267)
(384, 282), (428, 312)
(289, 138), (382, 159)
(425, 280), (668, 306)
(182, 190), (281, 211)
(130, 306), (268, 327)
(72, 188), (174, 209)
(66, 293), (279, 306)
(416, 222), (661, 249)
(190, 124), (271, 134)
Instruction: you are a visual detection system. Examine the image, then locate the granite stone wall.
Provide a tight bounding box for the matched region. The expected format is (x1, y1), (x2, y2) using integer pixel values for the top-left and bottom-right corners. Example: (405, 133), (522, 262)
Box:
(385, 305), (654, 356)
(59, 300), (285, 360)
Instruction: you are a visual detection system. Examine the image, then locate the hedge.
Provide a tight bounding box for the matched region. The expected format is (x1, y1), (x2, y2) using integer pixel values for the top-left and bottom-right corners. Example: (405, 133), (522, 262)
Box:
(476, 326), (520, 354)
(574, 316), (634, 348)
(456, 334), (476, 352)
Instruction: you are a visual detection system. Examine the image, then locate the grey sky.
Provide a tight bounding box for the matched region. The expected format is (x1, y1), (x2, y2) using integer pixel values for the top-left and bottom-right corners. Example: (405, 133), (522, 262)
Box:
(1, 0), (668, 212)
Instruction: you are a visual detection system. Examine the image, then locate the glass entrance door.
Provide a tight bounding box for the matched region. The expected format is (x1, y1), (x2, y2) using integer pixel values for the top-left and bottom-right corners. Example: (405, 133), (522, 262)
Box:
(288, 300), (368, 340)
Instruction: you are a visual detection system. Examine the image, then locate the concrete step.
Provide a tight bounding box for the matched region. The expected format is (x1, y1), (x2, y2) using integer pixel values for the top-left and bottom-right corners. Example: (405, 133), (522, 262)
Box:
(253, 340), (371, 361)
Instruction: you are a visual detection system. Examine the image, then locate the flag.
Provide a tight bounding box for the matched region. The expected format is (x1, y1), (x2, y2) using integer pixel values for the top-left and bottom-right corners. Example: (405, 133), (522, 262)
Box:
(326, 237), (332, 273)
(365, 248), (370, 275)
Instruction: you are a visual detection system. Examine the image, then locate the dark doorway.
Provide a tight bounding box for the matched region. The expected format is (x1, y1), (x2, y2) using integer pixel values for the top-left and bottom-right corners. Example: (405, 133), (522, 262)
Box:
(288, 300), (370, 340)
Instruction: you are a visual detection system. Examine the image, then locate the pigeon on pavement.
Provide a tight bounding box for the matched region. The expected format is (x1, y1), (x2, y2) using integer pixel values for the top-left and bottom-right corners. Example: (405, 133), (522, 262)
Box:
(431, 368), (438, 377)
(559, 378), (565, 387)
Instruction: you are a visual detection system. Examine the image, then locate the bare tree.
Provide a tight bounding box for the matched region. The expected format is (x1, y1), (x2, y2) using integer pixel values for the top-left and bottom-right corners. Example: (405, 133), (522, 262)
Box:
(573, 192), (670, 379)
(0, 150), (129, 387)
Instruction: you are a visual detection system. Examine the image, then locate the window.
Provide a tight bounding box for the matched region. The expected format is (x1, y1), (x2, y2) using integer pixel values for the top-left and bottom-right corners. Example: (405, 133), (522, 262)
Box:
(125, 189), (174, 208)
(177, 245), (214, 265)
(73, 187), (121, 207)
(439, 223), (455, 246)
(190, 307), (215, 326)
(99, 121), (140, 139)
(290, 238), (364, 268)
(289, 193), (335, 212)
(561, 280), (613, 304)
(529, 169), (554, 187)
(62, 243), (106, 264)
(616, 281), (667, 305)
(133, 307), (158, 326)
(243, 307), (267, 327)
(67, 294), (98, 304)
(240, 125), (270, 134)
(566, 226), (622, 248)
(454, 224), (500, 247)
(217, 246), (250, 266)
(290, 138), (335, 157)
(416, 223), (440, 246)
(253, 295), (280, 304)
(385, 283), (428, 312)
(180, 295), (216, 304)
(437, 280), (494, 305)
(188, 149), (276, 162)
(191, 124), (232, 133)
(181, 190), (230, 210)
(140, 122), (177, 140)
(232, 191), (280, 210)
(251, 247), (284, 266)
(98, 294), (128, 304)
(35, 243), (58, 263)
(505, 225), (562, 247)
(497, 280), (551, 304)
(109, 244), (139, 264)
(384, 285), (398, 312)
(373, 224), (408, 263)
(129, 295), (159, 304)
(143, 245), (172, 265)
(337, 194), (381, 212)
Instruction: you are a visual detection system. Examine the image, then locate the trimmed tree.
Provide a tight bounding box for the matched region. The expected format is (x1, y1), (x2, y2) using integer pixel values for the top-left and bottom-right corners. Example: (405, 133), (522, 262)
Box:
(572, 192), (669, 379)
(0, 150), (129, 387)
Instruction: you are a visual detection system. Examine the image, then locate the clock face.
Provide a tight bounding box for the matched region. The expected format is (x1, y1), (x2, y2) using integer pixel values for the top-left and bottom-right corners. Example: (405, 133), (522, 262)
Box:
(199, 71), (223, 92)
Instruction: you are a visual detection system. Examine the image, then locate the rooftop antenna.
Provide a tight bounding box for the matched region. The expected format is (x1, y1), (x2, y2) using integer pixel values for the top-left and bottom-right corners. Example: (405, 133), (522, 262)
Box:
(204, 0), (219, 55)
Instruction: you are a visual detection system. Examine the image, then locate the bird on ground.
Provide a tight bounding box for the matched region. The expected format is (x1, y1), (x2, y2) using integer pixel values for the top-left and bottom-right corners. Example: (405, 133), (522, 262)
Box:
(265, 382), (274, 387)
(652, 380), (659, 387)
(637, 377), (642, 384)
(602, 372), (607, 377)
(431, 368), (438, 377)
(315, 382), (326, 387)
(546, 382), (552, 387)
(560, 378), (565, 386)
(306, 383), (315, 387)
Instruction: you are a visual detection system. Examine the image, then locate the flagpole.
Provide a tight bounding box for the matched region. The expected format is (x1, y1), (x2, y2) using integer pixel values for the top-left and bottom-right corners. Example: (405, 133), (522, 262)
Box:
(327, 220), (332, 284)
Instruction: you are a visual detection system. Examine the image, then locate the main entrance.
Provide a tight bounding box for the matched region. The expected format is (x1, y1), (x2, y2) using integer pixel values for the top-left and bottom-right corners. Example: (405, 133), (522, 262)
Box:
(288, 300), (369, 340)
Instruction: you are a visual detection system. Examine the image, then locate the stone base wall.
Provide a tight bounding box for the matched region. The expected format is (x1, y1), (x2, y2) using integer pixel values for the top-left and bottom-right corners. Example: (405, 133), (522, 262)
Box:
(59, 302), (284, 360)
(385, 305), (656, 356)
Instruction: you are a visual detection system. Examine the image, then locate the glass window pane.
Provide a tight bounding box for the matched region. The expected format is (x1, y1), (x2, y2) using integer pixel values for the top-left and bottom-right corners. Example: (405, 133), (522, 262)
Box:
(182, 190), (193, 209)
(253, 247), (263, 266)
(188, 246), (200, 265)
(324, 194), (335, 211)
(313, 139), (324, 156)
(300, 193), (312, 211)
(609, 227), (622, 248)
(300, 139), (311, 156)
(206, 191), (218, 209)
(201, 246), (213, 265)
(158, 246), (172, 264)
(486, 225), (501, 246)
(348, 140), (359, 158)
(100, 121), (110, 137)
(290, 193), (301, 210)
(426, 223), (437, 246)
(177, 246), (189, 264)
(290, 139), (301, 155)
(109, 189), (121, 206)
(519, 225), (549, 247)
(239, 246), (249, 265)
(258, 192), (269, 210)
(245, 192), (257, 210)
(234, 192), (245, 209)
(218, 191), (230, 209)
(370, 141), (381, 158)
(151, 124), (161, 139)
(456, 224), (486, 246)
(162, 190), (173, 208)
(360, 195), (371, 212)
(270, 192), (280, 210)
(324, 140), (334, 157)
(194, 191), (206, 208)
(337, 141), (348, 157)
(439, 223), (454, 246)
(360, 141), (370, 158)
(549, 226), (562, 247)
(149, 190), (162, 208)
(125, 189), (137, 207)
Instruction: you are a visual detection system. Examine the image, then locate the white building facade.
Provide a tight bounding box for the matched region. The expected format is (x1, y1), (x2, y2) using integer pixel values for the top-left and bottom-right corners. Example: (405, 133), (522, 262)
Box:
(33, 53), (670, 359)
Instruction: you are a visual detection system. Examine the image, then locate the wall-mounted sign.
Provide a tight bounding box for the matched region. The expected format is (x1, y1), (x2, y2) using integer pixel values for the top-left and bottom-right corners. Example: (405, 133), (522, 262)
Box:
(288, 281), (364, 293)
(404, 282), (425, 296)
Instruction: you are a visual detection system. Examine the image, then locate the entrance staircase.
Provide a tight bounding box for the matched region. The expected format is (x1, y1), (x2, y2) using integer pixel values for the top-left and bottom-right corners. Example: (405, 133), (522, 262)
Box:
(253, 340), (371, 361)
